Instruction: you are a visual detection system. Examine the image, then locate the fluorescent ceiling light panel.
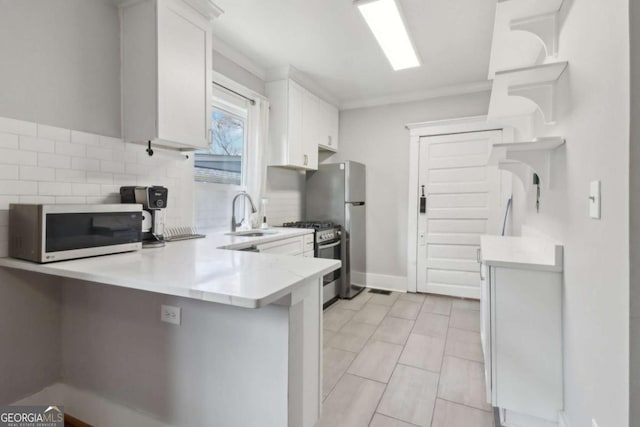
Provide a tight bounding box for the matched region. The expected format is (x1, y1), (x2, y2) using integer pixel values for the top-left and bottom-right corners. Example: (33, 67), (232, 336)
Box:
(356, 0), (420, 71)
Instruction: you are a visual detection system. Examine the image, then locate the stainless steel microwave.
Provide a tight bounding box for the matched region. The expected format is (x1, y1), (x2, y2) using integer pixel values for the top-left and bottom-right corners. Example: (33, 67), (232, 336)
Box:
(9, 204), (143, 263)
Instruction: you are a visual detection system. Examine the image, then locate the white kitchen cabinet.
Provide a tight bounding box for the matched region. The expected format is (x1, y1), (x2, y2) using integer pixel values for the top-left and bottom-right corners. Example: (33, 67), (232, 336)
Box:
(318, 99), (339, 152)
(266, 79), (339, 169)
(256, 235), (307, 256)
(480, 235), (563, 427)
(120, 0), (212, 151)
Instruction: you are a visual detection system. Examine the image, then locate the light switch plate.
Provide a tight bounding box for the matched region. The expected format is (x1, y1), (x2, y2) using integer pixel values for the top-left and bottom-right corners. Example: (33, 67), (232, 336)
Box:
(589, 180), (601, 219)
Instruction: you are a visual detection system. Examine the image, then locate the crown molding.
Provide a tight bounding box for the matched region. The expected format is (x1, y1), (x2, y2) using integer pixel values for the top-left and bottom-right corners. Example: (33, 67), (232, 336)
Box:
(340, 80), (492, 111)
(185, 0), (224, 20)
(265, 65), (341, 107)
(212, 38), (268, 82)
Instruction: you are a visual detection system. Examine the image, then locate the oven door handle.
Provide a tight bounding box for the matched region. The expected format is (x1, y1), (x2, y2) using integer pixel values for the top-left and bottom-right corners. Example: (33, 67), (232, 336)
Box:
(317, 241), (341, 250)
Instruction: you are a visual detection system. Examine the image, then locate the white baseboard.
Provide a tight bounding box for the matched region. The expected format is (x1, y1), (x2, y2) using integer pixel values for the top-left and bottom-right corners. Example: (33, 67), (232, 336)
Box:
(351, 271), (407, 292)
(424, 283), (480, 299)
(558, 412), (571, 427)
(12, 383), (170, 427)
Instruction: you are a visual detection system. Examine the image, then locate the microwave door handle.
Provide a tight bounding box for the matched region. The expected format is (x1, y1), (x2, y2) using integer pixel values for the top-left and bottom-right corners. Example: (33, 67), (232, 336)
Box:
(318, 241), (341, 250)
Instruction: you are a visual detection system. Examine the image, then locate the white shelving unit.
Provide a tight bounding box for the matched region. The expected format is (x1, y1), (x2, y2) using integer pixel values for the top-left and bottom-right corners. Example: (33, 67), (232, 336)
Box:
(489, 136), (565, 189)
(489, 0), (565, 78)
(488, 61), (568, 125)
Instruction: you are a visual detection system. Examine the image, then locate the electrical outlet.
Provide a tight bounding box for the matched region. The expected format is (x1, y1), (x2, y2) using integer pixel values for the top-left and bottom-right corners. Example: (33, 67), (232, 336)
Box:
(592, 419), (599, 427)
(161, 305), (181, 325)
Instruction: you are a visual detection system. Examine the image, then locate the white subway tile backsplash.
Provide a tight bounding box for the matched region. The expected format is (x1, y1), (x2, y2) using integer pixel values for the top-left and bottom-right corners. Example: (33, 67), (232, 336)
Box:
(0, 148), (38, 166)
(55, 169), (86, 183)
(71, 157), (100, 171)
(0, 196), (20, 210)
(38, 124), (71, 142)
(112, 174), (136, 185)
(86, 172), (113, 184)
(0, 117), (37, 136)
(101, 160), (125, 174)
(19, 195), (55, 204)
(0, 116), (194, 228)
(20, 166), (55, 181)
(0, 165), (19, 180)
(0, 133), (19, 149)
(56, 141), (86, 157)
(19, 136), (55, 153)
(71, 183), (101, 196)
(39, 152), (71, 169)
(39, 182), (72, 196)
(86, 146), (112, 161)
(100, 184), (121, 196)
(99, 136), (125, 151)
(56, 196), (87, 204)
(71, 130), (100, 145)
(0, 180), (38, 195)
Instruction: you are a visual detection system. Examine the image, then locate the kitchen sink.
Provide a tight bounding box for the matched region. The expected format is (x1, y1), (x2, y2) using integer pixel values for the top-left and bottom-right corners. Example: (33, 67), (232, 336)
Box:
(226, 230), (279, 237)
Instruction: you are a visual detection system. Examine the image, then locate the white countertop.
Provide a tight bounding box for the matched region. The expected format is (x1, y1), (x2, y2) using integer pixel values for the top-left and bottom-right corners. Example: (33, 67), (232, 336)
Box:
(480, 235), (563, 272)
(0, 227), (341, 308)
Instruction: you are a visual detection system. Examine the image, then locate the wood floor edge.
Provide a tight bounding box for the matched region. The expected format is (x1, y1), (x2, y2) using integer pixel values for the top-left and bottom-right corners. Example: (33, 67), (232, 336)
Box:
(64, 413), (93, 427)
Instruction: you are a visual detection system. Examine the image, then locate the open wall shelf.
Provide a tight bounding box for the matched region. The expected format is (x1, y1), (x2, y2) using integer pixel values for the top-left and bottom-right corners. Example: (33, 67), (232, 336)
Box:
(489, 0), (565, 78)
(489, 136), (565, 189)
(488, 61), (568, 125)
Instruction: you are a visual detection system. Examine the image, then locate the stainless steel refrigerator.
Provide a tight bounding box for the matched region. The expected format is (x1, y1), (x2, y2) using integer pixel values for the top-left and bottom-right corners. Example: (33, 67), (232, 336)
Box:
(306, 161), (365, 299)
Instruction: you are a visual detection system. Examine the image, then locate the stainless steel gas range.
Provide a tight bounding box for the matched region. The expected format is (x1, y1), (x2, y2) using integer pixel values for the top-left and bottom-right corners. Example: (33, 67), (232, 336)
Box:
(282, 221), (341, 308)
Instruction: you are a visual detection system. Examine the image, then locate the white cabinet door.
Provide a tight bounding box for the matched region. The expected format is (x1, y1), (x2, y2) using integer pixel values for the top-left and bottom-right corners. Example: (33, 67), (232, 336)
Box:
(318, 100), (338, 152)
(301, 92), (319, 170)
(288, 81), (305, 168)
(157, 0), (211, 149)
(121, 0), (212, 151)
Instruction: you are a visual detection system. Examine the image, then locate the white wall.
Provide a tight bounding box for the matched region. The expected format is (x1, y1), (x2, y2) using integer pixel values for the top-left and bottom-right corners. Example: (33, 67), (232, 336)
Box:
(628, 6), (640, 426)
(0, 0), (121, 137)
(508, 1), (630, 426)
(333, 92), (491, 288)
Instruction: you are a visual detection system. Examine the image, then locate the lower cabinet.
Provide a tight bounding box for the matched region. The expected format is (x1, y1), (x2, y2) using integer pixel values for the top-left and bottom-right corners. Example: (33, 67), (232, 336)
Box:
(256, 234), (315, 257)
(481, 262), (563, 427)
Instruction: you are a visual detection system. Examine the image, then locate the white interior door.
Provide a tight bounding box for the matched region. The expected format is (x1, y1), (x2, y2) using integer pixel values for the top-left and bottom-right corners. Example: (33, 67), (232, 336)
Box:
(417, 130), (503, 298)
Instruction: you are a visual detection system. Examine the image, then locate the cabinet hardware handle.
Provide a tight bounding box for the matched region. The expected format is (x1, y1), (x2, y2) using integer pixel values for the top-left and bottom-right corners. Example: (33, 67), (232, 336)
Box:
(476, 248), (481, 263)
(304, 154), (308, 166)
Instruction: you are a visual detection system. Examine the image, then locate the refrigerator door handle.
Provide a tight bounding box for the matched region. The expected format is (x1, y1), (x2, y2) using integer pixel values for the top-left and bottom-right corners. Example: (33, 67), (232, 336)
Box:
(347, 202), (365, 206)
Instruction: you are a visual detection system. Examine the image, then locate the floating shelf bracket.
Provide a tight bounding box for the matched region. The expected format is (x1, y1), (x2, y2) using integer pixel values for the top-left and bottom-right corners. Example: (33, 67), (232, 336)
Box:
(489, 136), (565, 189)
(489, 0), (564, 78)
(488, 61), (568, 124)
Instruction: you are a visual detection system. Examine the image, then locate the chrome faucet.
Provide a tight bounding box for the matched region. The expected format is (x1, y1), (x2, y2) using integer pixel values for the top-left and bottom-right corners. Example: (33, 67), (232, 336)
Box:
(231, 191), (257, 232)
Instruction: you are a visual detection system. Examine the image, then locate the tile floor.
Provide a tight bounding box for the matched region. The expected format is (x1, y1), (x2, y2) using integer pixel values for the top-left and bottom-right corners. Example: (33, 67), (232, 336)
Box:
(319, 290), (494, 427)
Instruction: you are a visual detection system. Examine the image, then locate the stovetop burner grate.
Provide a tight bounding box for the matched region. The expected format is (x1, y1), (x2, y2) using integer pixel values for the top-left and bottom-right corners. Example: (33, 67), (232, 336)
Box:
(282, 221), (335, 230)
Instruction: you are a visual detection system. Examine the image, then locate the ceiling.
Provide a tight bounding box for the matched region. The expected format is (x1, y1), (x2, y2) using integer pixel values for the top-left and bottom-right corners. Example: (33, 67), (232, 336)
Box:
(210, 0), (497, 108)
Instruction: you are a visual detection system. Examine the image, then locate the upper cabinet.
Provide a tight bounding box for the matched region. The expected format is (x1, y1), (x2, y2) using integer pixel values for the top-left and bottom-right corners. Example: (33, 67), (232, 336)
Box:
(266, 79), (339, 170)
(120, 0), (214, 151)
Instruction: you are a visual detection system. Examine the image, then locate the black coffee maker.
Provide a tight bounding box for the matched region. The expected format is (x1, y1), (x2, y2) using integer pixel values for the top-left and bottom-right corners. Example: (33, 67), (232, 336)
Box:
(120, 186), (168, 248)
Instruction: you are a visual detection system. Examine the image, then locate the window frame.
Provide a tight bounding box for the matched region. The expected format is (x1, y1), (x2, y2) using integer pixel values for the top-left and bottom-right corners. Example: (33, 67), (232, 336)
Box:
(194, 94), (250, 190)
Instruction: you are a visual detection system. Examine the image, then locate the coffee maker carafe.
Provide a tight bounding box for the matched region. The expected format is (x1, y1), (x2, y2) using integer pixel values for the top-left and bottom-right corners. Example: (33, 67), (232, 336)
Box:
(120, 186), (168, 248)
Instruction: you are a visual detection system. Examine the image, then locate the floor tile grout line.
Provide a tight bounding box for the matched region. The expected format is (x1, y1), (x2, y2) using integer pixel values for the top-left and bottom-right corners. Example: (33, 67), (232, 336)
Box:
(430, 308), (452, 427)
(322, 291), (487, 426)
(436, 396), (495, 414)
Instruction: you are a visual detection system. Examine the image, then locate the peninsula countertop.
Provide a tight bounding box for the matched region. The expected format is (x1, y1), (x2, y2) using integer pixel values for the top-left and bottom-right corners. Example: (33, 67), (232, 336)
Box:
(0, 227), (341, 308)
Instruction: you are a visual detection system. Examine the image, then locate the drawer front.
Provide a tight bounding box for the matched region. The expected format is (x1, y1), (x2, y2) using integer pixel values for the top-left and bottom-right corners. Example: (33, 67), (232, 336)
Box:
(256, 236), (304, 256)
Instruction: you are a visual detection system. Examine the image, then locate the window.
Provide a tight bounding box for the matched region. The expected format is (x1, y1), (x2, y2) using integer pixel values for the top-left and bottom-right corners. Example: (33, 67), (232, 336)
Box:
(194, 101), (248, 186)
